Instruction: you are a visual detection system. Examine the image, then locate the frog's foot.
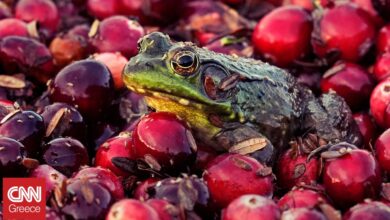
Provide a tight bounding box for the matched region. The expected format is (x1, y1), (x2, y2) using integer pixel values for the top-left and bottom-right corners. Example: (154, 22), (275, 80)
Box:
(289, 133), (328, 155)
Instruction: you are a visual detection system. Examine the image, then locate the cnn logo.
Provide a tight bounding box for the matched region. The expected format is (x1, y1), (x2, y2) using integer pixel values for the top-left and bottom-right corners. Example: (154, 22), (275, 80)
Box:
(3, 178), (46, 220)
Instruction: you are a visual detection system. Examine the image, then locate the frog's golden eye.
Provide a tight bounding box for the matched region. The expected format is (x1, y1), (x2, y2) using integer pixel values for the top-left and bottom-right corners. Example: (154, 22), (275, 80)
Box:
(171, 50), (199, 76)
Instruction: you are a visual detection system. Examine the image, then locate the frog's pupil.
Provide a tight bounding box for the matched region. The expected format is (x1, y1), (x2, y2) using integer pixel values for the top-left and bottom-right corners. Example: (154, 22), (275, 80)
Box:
(178, 55), (194, 68)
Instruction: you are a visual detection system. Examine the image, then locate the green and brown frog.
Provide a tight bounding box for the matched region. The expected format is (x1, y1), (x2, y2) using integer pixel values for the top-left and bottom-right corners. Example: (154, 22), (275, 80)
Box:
(123, 32), (362, 164)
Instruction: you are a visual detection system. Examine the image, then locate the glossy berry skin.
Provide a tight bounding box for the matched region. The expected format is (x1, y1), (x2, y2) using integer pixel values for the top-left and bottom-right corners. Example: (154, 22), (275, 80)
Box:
(0, 18), (28, 39)
(0, 100), (15, 122)
(277, 188), (329, 210)
(132, 112), (197, 174)
(49, 34), (88, 68)
(370, 79), (390, 128)
(276, 148), (319, 190)
(94, 132), (135, 177)
(93, 52), (128, 90)
(192, 144), (218, 173)
(0, 110), (44, 159)
(280, 208), (327, 220)
(323, 149), (382, 209)
(378, 24), (390, 54)
(72, 166), (124, 200)
(343, 201), (390, 219)
(287, 0), (329, 11)
(0, 36), (54, 83)
(203, 153), (274, 208)
(375, 129), (390, 173)
(106, 199), (159, 220)
(91, 16), (144, 59)
(353, 113), (378, 149)
(39, 102), (86, 142)
(0, 137), (27, 177)
(222, 194), (280, 220)
(374, 53), (390, 81)
(15, 0), (60, 36)
(320, 62), (375, 111)
(0, 2), (11, 19)
(252, 6), (313, 67)
(146, 199), (179, 220)
(312, 3), (376, 62)
(48, 60), (114, 121)
(43, 137), (89, 177)
(29, 164), (67, 200)
(133, 177), (160, 201)
(87, 0), (119, 19)
(60, 179), (114, 220)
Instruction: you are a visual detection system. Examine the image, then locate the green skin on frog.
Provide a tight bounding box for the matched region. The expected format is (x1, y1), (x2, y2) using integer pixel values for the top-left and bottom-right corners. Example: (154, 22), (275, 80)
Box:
(123, 32), (362, 164)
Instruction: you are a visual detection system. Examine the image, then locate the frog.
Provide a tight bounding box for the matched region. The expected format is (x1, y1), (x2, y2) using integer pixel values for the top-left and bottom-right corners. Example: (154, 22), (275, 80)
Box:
(123, 32), (362, 165)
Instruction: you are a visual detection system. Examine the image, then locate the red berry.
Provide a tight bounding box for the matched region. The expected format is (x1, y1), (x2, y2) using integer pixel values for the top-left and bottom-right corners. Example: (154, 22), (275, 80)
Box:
(276, 148), (320, 190)
(49, 34), (88, 68)
(312, 3), (376, 62)
(371, 0), (390, 21)
(87, 0), (119, 19)
(90, 16), (144, 59)
(0, 2), (11, 19)
(374, 52), (390, 81)
(353, 113), (378, 149)
(93, 52), (128, 90)
(192, 144), (218, 173)
(106, 199), (159, 220)
(375, 128), (390, 172)
(72, 166), (124, 200)
(15, 0), (60, 36)
(48, 60), (115, 120)
(132, 112), (197, 174)
(222, 194), (280, 220)
(133, 177), (160, 201)
(95, 132), (135, 177)
(278, 188), (329, 210)
(322, 147), (381, 209)
(29, 164), (67, 200)
(252, 6), (313, 67)
(320, 62), (376, 110)
(203, 153), (274, 208)
(146, 199), (179, 220)
(370, 79), (390, 128)
(280, 208), (327, 220)
(0, 137), (28, 177)
(0, 18), (28, 39)
(378, 24), (390, 54)
(343, 201), (390, 219)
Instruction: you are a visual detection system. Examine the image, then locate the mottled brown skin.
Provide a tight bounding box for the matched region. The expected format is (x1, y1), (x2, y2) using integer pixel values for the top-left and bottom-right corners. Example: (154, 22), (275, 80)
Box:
(123, 32), (362, 165)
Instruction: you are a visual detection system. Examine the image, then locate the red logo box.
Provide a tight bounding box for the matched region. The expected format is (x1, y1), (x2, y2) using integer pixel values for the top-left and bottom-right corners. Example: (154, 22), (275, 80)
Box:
(3, 178), (46, 220)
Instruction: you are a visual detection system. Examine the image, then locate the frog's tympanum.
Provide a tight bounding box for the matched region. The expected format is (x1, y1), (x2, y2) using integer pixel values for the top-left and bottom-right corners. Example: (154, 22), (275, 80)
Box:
(123, 32), (362, 164)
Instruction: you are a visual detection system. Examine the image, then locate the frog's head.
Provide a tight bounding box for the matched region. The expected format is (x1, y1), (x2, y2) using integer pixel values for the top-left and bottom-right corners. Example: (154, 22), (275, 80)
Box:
(123, 32), (236, 120)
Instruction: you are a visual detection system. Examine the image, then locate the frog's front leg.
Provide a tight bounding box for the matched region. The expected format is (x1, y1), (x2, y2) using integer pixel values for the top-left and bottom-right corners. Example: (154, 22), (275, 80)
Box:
(214, 125), (275, 166)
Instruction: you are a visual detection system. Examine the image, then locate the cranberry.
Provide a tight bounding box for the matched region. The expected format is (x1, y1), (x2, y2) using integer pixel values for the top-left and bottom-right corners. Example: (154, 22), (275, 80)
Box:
(58, 179), (114, 219)
(278, 188), (329, 210)
(0, 110), (44, 159)
(46, 206), (63, 220)
(48, 59), (115, 121)
(222, 194), (280, 220)
(95, 132), (135, 177)
(343, 201), (390, 219)
(92, 52), (128, 90)
(0, 100), (15, 122)
(371, 0), (390, 21)
(0, 2), (11, 19)
(378, 24), (390, 54)
(133, 177), (160, 201)
(203, 153), (273, 208)
(312, 3), (376, 62)
(370, 79), (390, 128)
(88, 122), (118, 150)
(146, 199), (179, 220)
(374, 53), (390, 81)
(353, 113), (378, 148)
(320, 62), (376, 110)
(375, 128), (390, 172)
(296, 71), (322, 95)
(192, 144), (218, 173)
(276, 148), (320, 190)
(72, 166), (124, 200)
(90, 16), (144, 59)
(0, 137), (28, 177)
(322, 146), (381, 209)
(87, 0), (119, 19)
(132, 112), (197, 174)
(43, 137), (89, 177)
(29, 164), (67, 200)
(15, 0), (60, 37)
(352, 0), (383, 26)
(106, 199), (159, 220)
(0, 36), (54, 83)
(0, 18), (28, 39)
(280, 208), (327, 220)
(49, 34), (88, 68)
(39, 102), (86, 142)
(252, 6), (313, 67)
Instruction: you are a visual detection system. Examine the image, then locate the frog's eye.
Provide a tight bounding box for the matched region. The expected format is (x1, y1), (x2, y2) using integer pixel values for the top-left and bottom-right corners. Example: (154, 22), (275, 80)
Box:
(171, 50), (199, 76)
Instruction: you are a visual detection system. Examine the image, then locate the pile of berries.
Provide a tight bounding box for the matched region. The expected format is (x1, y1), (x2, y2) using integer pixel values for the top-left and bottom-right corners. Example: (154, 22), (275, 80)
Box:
(1, 0), (390, 219)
